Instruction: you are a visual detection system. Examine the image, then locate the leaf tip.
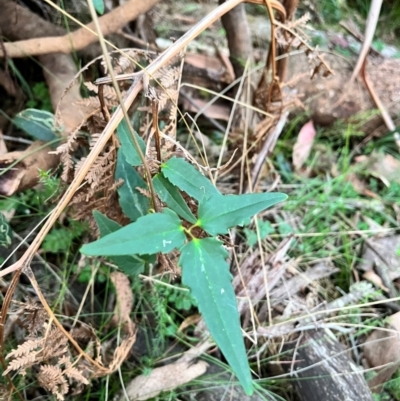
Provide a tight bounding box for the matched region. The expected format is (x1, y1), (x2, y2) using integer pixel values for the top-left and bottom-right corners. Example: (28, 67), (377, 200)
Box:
(79, 244), (91, 256)
(244, 384), (254, 396)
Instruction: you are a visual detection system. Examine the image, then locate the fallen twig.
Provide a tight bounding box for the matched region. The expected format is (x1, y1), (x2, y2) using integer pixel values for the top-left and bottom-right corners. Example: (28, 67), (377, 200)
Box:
(0, 0), (161, 58)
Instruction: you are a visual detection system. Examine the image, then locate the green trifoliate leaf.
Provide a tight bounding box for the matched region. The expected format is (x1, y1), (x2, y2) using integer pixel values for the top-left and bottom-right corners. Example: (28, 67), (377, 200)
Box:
(115, 149), (149, 221)
(93, 211), (154, 276)
(92, 0), (105, 14)
(153, 174), (196, 223)
(198, 192), (287, 235)
(117, 118), (146, 166)
(81, 208), (185, 256)
(179, 238), (253, 395)
(161, 157), (220, 201)
(13, 108), (58, 141)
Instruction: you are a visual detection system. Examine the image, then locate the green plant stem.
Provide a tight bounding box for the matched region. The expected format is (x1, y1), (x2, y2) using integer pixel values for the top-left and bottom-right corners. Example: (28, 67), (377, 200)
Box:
(184, 226), (197, 240)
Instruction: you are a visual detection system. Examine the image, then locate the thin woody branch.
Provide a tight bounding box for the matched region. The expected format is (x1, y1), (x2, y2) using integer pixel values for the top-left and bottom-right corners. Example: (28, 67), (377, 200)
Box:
(0, 0), (283, 59)
(0, 0), (161, 58)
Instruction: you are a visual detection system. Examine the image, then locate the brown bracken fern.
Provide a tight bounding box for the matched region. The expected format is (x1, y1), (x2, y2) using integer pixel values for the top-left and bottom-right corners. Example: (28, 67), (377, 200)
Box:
(4, 301), (90, 400)
(50, 49), (182, 225)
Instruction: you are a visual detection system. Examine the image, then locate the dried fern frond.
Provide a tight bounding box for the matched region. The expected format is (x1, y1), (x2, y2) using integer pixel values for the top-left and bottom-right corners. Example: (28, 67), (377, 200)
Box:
(101, 48), (155, 76)
(53, 46), (183, 224)
(289, 12), (311, 29)
(5, 307), (92, 399)
(3, 351), (38, 376)
(13, 298), (48, 336)
(84, 82), (118, 102)
(37, 365), (69, 401)
(5, 338), (42, 361)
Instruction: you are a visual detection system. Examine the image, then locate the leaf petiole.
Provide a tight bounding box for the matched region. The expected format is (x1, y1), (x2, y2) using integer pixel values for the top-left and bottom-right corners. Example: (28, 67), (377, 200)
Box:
(183, 226), (197, 240)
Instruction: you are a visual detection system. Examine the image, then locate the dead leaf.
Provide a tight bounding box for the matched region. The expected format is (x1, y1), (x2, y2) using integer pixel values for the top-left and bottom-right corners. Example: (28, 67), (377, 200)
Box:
(292, 120), (316, 171)
(185, 53), (224, 72)
(110, 271), (134, 332)
(178, 313), (201, 333)
(182, 97), (230, 121)
(362, 270), (389, 292)
(364, 312), (400, 391)
(355, 152), (400, 186)
(0, 143), (60, 196)
(359, 236), (400, 280)
(107, 272), (136, 373)
(184, 53), (232, 84)
(371, 153), (400, 186)
(347, 172), (368, 195)
(122, 360), (207, 400)
(345, 173), (381, 199)
(120, 341), (212, 401)
(269, 261), (339, 306)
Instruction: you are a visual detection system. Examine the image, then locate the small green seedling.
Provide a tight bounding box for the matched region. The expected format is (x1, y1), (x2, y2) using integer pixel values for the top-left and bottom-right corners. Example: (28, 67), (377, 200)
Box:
(80, 121), (287, 395)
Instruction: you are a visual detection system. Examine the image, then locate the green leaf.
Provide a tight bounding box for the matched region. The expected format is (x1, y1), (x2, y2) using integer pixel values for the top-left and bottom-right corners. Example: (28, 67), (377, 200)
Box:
(13, 108), (58, 141)
(81, 208), (185, 256)
(198, 192), (287, 235)
(92, 0), (105, 14)
(115, 149), (149, 221)
(0, 212), (12, 248)
(93, 211), (152, 276)
(117, 118), (146, 166)
(179, 238), (253, 395)
(161, 157), (220, 201)
(153, 174), (196, 223)
(93, 210), (121, 235)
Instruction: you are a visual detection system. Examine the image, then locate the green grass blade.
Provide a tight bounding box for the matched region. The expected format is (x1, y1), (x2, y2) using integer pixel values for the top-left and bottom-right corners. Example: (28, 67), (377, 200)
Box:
(161, 157), (220, 201)
(198, 193), (287, 235)
(179, 238), (253, 395)
(81, 208), (185, 256)
(115, 149), (149, 221)
(153, 174), (197, 223)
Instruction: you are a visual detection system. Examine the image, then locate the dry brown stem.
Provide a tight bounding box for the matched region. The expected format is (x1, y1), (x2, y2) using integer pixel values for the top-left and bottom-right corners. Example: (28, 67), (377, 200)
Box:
(0, 0), (161, 58)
